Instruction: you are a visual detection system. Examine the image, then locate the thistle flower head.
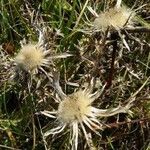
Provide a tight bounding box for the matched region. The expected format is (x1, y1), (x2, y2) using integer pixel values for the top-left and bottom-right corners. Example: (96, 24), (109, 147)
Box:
(58, 90), (95, 124)
(94, 6), (134, 31)
(40, 76), (133, 150)
(15, 44), (47, 72)
(15, 29), (72, 76)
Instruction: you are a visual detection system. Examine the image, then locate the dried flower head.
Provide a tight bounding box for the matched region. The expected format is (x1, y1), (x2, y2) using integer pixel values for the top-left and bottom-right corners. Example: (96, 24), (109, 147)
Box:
(94, 6), (134, 31)
(40, 76), (133, 150)
(15, 43), (48, 72)
(58, 90), (94, 124)
(15, 28), (72, 74)
(14, 29), (72, 89)
(15, 44), (45, 71)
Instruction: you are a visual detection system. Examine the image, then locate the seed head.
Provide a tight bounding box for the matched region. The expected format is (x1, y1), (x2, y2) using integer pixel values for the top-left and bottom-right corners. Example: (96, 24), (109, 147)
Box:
(58, 90), (94, 124)
(94, 6), (134, 31)
(15, 44), (46, 72)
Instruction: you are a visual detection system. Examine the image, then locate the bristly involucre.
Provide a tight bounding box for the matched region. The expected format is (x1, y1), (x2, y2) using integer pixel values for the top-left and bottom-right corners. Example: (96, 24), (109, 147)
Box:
(94, 6), (134, 31)
(15, 43), (48, 72)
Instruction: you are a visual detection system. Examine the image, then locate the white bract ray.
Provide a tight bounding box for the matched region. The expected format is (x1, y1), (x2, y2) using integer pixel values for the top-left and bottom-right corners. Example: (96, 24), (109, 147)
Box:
(41, 77), (133, 150)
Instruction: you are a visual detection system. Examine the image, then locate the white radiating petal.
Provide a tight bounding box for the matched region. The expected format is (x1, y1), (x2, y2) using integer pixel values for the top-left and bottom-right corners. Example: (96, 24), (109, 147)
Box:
(91, 107), (107, 114)
(40, 111), (56, 118)
(92, 105), (130, 117)
(87, 6), (99, 17)
(83, 77), (95, 94)
(38, 29), (44, 47)
(83, 117), (101, 136)
(44, 125), (66, 137)
(84, 116), (101, 130)
(80, 122), (90, 146)
(89, 83), (106, 101)
(53, 72), (67, 100)
(50, 53), (73, 59)
(72, 122), (79, 150)
(115, 0), (122, 9)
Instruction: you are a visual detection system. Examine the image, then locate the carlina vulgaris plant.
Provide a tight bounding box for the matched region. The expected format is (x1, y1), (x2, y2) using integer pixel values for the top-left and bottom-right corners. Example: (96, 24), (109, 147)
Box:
(40, 73), (133, 150)
(90, 0), (139, 51)
(93, 0), (135, 32)
(14, 28), (72, 88)
(15, 29), (72, 74)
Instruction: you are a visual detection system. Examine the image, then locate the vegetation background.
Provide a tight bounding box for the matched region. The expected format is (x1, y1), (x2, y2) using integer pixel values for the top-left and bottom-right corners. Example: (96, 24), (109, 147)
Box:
(0, 0), (150, 149)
